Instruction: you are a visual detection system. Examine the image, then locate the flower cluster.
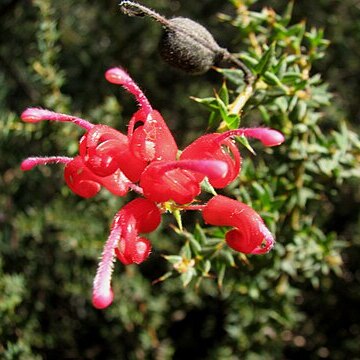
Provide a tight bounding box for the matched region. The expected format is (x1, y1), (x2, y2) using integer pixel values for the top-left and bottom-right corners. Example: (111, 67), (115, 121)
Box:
(21, 67), (284, 309)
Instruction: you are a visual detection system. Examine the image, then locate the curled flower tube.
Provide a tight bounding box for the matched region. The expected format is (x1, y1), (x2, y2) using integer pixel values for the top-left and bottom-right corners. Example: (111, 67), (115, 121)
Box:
(64, 156), (130, 198)
(20, 107), (141, 197)
(140, 159), (228, 204)
(79, 124), (147, 182)
(106, 67), (178, 162)
(128, 109), (178, 162)
(92, 198), (161, 309)
(180, 133), (241, 188)
(64, 157), (103, 198)
(202, 195), (275, 254)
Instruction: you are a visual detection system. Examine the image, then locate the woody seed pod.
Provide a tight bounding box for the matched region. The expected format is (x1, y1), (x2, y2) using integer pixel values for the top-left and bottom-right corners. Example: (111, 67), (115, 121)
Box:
(158, 17), (225, 74)
(119, 1), (253, 82)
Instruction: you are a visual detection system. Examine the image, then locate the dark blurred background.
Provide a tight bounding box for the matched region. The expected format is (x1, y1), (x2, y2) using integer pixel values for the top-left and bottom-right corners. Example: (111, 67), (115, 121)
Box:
(0, 0), (359, 359)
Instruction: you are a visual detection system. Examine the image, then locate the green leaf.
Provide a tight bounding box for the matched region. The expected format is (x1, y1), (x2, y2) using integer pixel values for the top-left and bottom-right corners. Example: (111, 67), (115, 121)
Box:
(163, 255), (183, 265)
(194, 223), (207, 245)
(225, 113), (241, 130)
(181, 242), (192, 260)
(239, 54), (259, 69)
(188, 235), (202, 255)
(219, 82), (229, 106)
(181, 268), (196, 287)
(255, 43), (276, 76)
(235, 135), (256, 155)
(152, 271), (173, 284)
(215, 68), (246, 86)
(207, 111), (220, 129)
(263, 72), (289, 93)
(282, 72), (304, 85)
(281, 0), (294, 26)
(203, 260), (211, 275)
(190, 96), (218, 111)
(222, 250), (236, 267)
(173, 208), (183, 231)
(201, 177), (217, 195)
(258, 105), (270, 122)
(214, 93), (240, 129)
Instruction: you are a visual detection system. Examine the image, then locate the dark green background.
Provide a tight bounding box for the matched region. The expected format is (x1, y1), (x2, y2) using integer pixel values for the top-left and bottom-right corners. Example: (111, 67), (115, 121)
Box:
(0, 1), (359, 359)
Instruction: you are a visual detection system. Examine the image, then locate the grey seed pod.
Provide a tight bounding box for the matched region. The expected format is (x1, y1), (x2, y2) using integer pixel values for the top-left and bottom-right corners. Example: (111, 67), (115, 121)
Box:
(159, 17), (226, 75)
(119, 1), (253, 83)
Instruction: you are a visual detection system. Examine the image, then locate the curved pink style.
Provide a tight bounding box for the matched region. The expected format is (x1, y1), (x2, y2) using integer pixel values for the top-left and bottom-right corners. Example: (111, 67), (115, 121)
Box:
(21, 108), (93, 131)
(92, 198), (161, 309)
(202, 195), (275, 254)
(217, 128), (285, 147)
(20, 156), (72, 171)
(105, 67), (153, 114)
(106, 67), (178, 163)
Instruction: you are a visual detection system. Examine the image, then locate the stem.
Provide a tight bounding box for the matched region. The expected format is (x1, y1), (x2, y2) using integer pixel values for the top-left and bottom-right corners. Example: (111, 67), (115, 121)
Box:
(119, 1), (171, 27)
(222, 51), (255, 85)
(228, 83), (254, 115)
(178, 204), (206, 211)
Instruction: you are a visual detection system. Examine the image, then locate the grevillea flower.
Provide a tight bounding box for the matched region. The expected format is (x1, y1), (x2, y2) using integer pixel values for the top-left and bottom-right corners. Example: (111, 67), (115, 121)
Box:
(20, 66), (284, 309)
(202, 195), (275, 254)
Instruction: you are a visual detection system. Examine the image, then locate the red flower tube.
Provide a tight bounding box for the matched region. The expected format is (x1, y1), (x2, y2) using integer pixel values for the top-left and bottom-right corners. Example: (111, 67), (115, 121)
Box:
(64, 156), (130, 198)
(202, 195), (275, 254)
(79, 124), (147, 182)
(140, 159), (228, 204)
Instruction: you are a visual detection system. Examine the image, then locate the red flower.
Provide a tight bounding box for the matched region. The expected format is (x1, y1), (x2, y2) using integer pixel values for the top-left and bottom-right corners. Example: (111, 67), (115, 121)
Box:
(202, 195), (275, 254)
(20, 66), (284, 308)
